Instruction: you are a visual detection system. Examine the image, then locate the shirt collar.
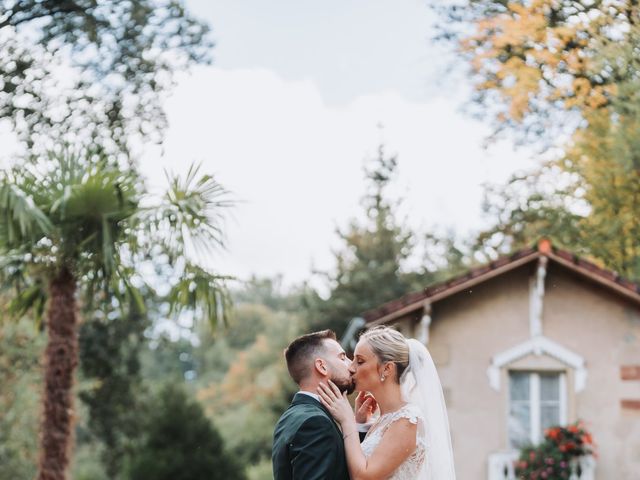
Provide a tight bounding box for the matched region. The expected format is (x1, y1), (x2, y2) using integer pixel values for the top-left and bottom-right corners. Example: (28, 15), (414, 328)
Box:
(297, 390), (321, 403)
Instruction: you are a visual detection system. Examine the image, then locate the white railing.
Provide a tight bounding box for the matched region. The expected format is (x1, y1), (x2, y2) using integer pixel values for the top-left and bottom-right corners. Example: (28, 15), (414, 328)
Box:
(488, 451), (596, 480)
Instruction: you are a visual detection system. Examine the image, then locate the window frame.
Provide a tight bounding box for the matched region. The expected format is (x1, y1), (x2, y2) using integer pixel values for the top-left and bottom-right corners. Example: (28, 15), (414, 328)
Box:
(507, 370), (567, 448)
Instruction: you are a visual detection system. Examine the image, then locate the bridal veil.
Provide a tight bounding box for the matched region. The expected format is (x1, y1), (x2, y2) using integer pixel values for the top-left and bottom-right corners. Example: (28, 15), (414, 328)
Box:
(400, 338), (456, 480)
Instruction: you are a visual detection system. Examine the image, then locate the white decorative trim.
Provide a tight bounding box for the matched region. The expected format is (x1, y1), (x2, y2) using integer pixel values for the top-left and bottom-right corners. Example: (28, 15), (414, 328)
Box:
(487, 450), (596, 480)
(488, 451), (518, 480)
(417, 303), (432, 345)
(487, 336), (587, 392)
(488, 452), (596, 480)
(531, 373), (541, 442)
(559, 373), (567, 425)
(529, 257), (547, 337)
(488, 363), (501, 391)
(575, 368), (588, 393)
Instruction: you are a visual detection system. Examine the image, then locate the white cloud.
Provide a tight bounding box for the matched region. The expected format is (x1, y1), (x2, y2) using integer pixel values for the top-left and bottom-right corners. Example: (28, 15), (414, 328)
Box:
(140, 66), (536, 286)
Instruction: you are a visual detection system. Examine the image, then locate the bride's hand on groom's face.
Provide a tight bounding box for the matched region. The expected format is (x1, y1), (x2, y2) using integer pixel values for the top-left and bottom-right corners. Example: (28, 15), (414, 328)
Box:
(317, 380), (354, 425)
(355, 391), (378, 424)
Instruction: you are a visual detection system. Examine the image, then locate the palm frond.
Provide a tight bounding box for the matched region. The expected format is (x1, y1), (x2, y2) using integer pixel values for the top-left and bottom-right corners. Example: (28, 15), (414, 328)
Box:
(113, 263), (147, 316)
(1, 150), (234, 334)
(101, 215), (115, 277)
(6, 282), (48, 326)
(162, 162), (232, 256)
(0, 179), (53, 247)
(0, 249), (48, 324)
(166, 262), (232, 331)
(43, 150), (140, 276)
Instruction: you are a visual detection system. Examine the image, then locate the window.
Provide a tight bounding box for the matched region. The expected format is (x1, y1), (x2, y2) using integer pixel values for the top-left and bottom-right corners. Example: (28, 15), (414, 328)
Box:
(508, 371), (566, 448)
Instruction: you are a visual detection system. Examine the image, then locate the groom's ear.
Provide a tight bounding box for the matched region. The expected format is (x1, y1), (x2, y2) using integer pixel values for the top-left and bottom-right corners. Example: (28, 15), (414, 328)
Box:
(314, 358), (328, 376)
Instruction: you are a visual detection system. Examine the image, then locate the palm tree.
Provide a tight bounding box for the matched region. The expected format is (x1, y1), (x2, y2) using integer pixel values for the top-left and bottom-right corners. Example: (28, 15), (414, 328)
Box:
(0, 148), (232, 480)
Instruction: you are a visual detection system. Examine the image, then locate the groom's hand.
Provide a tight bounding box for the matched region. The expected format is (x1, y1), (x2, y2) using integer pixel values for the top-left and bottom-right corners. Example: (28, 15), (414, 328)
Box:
(355, 391), (377, 423)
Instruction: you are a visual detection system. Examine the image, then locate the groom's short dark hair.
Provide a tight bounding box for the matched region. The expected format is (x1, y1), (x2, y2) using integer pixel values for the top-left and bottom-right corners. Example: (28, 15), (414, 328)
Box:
(284, 330), (337, 384)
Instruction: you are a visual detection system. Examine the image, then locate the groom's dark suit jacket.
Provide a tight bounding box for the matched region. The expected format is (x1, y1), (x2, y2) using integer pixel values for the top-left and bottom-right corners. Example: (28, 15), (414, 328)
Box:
(272, 392), (352, 480)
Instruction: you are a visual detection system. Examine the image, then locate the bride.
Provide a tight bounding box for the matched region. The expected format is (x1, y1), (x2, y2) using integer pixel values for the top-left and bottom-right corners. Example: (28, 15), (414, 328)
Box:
(318, 326), (456, 480)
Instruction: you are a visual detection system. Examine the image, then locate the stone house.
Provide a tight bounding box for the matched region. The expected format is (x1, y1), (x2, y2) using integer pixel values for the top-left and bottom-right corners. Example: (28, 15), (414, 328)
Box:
(359, 239), (640, 479)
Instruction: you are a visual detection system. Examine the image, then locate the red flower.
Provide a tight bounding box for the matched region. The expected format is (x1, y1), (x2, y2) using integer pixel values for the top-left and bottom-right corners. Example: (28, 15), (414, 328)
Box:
(546, 428), (560, 440)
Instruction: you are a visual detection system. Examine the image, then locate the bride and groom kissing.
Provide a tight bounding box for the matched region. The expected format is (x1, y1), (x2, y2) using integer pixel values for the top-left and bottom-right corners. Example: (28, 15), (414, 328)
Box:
(272, 326), (456, 480)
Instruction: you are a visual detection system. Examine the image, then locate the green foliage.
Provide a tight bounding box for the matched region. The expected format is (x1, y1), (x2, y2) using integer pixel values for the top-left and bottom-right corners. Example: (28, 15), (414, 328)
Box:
(121, 277), (306, 478)
(233, 275), (307, 314)
(564, 112), (640, 281)
(246, 459), (274, 480)
(0, 0), (212, 153)
(0, 317), (45, 480)
(166, 263), (233, 332)
(221, 303), (277, 350)
(71, 443), (109, 480)
(436, 0), (640, 283)
(196, 289), (301, 470)
(0, 150), (232, 330)
(125, 384), (245, 480)
(473, 161), (587, 260)
(78, 303), (149, 478)
(436, 0), (629, 145)
(474, 122), (640, 282)
(142, 335), (201, 384)
(0, 149), (232, 477)
(405, 232), (475, 289)
(307, 145), (415, 335)
(515, 422), (595, 479)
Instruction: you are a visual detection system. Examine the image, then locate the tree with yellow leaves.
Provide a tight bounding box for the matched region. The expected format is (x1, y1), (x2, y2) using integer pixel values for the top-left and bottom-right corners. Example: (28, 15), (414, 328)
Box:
(440, 0), (638, 143)
(565, 109), (640, 279)
(475, 127), (640, 281)
(442, 1), (640, 280)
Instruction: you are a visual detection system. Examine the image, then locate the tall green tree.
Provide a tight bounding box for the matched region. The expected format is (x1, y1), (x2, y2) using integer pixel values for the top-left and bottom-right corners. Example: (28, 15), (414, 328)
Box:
(437, 0), (640, 281)
(77, 301), (149, 479)
(307, 145), (414, 335)
(564, 111), (640, 280)
(473, 142), (640, 281)
(472, 161), (587, 260)
(0, 150), (231, 480)
(0, 0), (211, 153)
(233, 275), (307, 314)
(0, 316), (45, 479)
(125, 384), (245, 480)
(466, 25), (640, 279)
(196, 285), (302, 479)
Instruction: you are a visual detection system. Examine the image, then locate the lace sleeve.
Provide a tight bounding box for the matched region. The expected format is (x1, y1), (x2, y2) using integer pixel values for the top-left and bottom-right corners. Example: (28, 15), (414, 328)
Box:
(378, 404), (425, 436)
(361, 403), (427, 479)
(362, 404), (426, 480)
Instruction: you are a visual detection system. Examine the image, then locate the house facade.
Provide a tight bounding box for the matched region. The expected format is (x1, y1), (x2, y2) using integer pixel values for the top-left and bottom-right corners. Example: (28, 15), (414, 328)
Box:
(361, 240), (640, 479)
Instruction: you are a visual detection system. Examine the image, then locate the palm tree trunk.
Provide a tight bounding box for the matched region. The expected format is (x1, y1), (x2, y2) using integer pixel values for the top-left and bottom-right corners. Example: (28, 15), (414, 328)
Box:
(38, 267), (78, 480)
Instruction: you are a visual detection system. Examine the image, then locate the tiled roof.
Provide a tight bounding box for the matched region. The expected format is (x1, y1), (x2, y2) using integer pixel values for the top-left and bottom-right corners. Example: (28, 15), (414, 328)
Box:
(363, 240), (640, 324)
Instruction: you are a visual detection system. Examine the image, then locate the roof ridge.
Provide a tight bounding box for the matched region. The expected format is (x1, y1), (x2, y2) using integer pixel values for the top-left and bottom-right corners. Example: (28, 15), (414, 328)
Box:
(363, 240), (640, 323)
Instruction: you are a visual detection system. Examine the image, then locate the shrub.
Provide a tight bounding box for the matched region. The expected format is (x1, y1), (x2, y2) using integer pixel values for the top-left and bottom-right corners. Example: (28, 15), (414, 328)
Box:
(125, 385), (245, 480)
(515, 421), (595, 479)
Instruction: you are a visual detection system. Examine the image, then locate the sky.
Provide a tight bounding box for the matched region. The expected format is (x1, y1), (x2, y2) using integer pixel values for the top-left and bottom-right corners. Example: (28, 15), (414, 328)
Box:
(137, 0), (536, 288)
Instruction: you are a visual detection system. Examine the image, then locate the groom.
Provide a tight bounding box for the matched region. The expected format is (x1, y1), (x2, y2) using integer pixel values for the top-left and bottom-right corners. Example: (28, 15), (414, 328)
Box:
(272, 330), (375, 480)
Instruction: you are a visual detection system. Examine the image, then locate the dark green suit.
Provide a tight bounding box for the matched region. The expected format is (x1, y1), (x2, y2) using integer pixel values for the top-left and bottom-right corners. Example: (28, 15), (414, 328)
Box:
(272, 392), (350, 480)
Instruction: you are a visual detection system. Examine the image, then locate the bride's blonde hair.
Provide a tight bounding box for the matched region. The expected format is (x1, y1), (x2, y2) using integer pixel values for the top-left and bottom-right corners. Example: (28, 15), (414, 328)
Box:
(359, 326), (409, 382)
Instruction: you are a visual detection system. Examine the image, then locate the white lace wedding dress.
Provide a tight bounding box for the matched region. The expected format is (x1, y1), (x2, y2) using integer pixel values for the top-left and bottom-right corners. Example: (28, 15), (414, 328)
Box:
(361, 403), (427, 479)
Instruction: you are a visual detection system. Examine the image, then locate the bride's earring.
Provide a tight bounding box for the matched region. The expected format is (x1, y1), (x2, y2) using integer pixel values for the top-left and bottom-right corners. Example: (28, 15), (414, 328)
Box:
(380, 375), (385, 382)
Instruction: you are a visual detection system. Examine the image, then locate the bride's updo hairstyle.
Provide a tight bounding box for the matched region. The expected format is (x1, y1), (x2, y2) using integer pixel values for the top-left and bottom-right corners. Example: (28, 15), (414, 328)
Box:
(359, 326), (410, 383)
